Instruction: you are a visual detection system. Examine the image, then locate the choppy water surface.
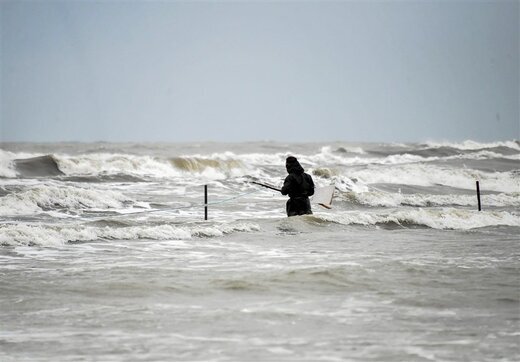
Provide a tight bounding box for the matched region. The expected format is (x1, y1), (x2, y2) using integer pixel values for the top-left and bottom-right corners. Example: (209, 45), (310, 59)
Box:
(1, 141), (519, 361)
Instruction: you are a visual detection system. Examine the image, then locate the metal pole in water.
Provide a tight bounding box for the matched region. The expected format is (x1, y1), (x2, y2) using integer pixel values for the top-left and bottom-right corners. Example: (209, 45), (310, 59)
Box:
(476, 180), (481, 211)
(204, 184), (208, 220)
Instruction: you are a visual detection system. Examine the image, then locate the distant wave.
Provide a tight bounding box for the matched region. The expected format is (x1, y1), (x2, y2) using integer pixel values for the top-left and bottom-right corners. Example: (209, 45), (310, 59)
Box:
(423, 140), (520, 151)
(303, 147), (519, 167)
(1, 141), (518, 184)
(56, 153), (180, 178)
(2, 152), (254, 180)
(170, 157), (244, 172)
(322, 145), (365, 154)
(347, 164), (519, 193)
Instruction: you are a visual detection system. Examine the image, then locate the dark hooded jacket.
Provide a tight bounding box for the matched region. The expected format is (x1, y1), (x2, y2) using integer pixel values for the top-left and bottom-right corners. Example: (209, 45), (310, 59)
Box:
(281, 157), (315, 216)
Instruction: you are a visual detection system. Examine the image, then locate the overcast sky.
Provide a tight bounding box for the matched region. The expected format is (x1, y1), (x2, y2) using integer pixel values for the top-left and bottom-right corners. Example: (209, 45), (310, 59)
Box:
(1, 0), (518, 143)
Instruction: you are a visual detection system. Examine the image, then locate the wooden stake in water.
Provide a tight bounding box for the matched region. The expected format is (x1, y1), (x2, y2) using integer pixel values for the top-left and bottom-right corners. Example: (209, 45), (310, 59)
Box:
(204, 185), (208, 220)
(476, 180), (482, 211)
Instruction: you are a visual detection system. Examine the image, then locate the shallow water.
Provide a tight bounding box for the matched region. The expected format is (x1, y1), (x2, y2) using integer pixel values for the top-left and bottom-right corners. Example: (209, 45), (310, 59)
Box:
(0, 141), (519, 361)
(1, 224), (518, 361)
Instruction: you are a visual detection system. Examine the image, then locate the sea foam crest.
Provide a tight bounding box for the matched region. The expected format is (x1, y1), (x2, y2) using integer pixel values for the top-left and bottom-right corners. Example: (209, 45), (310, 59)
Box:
(301, 149), (434, 167)
(348, 164), (519, 193)
(0, 150), (18, 178)
(450, 150), (520, 161)
(57, 152), (259, 180)
(312, 150), (517, 167)
(0, 185), (133, 216)
(191, 222), (261, 237)
(180, 148), (375, 171)
(186, 151), (287, 167)
(171, 154), (255, 179)
(55, 153), (180, 178)
(0, 224), (192, 246)
(0, 221), (261, 246)
(424, 140), (520, 151)
(318, 208), (520, 230)
(342, 190), (520, 208)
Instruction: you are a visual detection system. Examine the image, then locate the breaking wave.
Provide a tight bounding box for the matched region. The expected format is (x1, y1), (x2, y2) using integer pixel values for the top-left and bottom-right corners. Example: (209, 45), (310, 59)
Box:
(423, 140), (520, 151)
(170, 157), (244, 172)
(3, 152), (253, 180)
(0, 221), (260, 246)
(56, 153), (179, 178)
(314, 208), (520, 230)
(2, 140), (518, 182)
(169, 156), (250, 178)
(14, 155), (64, 177)
(0, 150), (20, 178)
(0, 185), (136, 216)
(347, 164), (519, 193)
(340, 190), (520, 208)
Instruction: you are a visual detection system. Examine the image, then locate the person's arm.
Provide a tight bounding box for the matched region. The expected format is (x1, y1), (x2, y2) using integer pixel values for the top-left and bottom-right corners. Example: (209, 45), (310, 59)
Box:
(306, 174), (315, 196)
(281, 175), (293, 195)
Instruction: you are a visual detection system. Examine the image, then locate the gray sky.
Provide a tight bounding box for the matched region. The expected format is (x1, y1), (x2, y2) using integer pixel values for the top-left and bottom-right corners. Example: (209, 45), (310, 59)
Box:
(1, 0), (518, 143)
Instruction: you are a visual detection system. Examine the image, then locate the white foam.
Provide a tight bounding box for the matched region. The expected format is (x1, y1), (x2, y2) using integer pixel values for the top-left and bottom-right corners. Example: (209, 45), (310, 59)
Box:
(183, 149), (373, 170)
(0, 150), (18, 178)
(319, 208), (520, 230)
(181, 152), (286, 180)
(309, 148), (519, 167)
(191, 222), (260, 237)
(0, 221), (261, 246)
(51, 150), (519, 183)
(0, 223), (193, 246)
(59, 153), (180, 178)
(326, 175), (368, 193)
(53, 152), (265, 181)
(456, 150), (520, 161)
(343, 190), (520, 208)
(348, 164), (519, 193)
(0, 185), (132, 216)
(424, 140), (520, 151)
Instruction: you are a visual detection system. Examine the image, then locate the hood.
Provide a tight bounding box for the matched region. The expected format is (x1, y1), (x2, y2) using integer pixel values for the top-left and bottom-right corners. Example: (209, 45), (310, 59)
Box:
(285, 156), (304, 174)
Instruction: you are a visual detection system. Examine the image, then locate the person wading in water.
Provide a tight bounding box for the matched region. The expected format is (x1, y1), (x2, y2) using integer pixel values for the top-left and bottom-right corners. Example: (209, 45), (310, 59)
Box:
(281, 156), (315, 217)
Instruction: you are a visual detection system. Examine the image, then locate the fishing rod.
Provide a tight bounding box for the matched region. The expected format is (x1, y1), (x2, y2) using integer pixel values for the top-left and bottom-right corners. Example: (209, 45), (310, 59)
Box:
(250, 181), (281, 192)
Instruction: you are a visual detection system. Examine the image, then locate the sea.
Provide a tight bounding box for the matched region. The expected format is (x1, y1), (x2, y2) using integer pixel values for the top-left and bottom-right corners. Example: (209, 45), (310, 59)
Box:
(0, 140), (519, 362)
